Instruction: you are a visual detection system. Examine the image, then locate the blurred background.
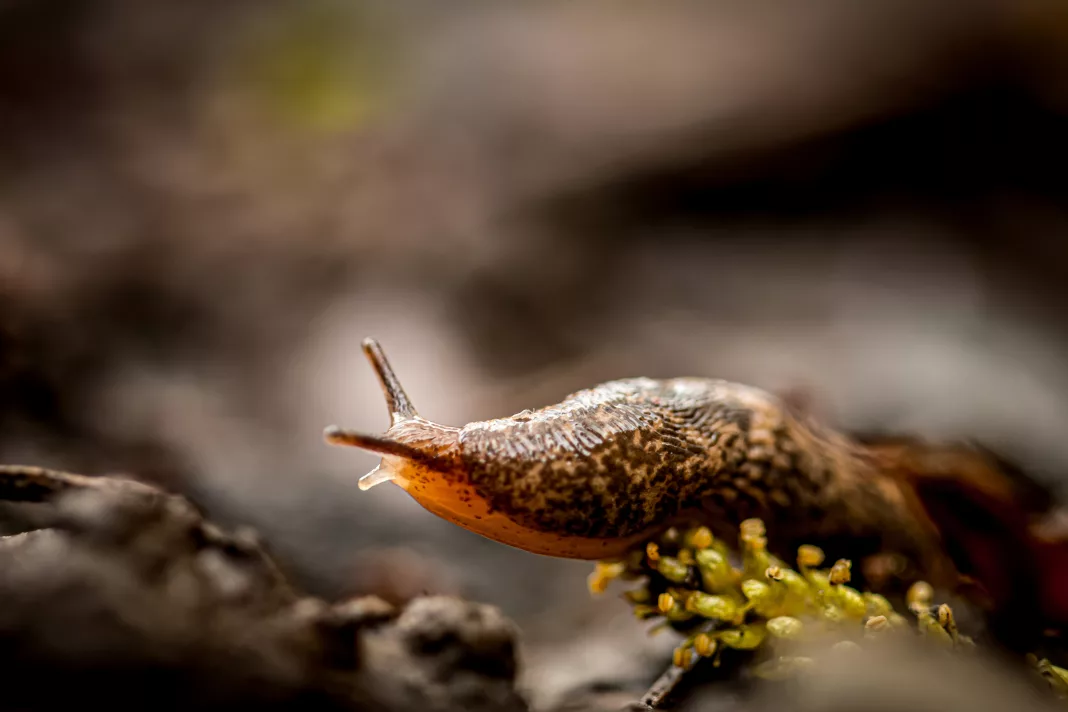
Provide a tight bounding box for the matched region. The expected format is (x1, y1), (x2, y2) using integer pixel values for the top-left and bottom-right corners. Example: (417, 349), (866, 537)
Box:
(1, 0), (1068, 707)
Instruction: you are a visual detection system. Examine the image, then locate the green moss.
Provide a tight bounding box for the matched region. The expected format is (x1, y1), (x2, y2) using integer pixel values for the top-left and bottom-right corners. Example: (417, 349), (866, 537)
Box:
(588, 519), (975, 675)
(589, 519), (1068, 701)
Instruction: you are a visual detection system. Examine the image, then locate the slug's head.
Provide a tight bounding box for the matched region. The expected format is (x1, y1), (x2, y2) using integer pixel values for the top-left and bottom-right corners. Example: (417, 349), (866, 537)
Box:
(324, 338), (661, 560)
(323, 339), (479, 517)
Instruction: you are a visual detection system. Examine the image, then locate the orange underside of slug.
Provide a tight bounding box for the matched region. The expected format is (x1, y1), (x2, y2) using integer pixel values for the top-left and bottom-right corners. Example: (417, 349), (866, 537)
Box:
(387, 463), (656, 560)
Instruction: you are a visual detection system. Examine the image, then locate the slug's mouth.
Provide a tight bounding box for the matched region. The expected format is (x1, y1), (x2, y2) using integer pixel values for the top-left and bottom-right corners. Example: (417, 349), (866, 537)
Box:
(334, 434), (481, 528)
(356, 460), (402, 492)
(323, 425), (420, 491)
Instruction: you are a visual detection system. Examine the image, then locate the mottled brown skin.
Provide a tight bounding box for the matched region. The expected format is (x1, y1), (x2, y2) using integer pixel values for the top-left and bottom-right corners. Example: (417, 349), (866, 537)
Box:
(325, 339), (957, 577)
(456, 378), (935, 564)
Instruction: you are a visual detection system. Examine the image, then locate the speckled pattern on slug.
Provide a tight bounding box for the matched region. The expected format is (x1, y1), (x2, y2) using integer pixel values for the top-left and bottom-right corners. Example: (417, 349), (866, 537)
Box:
(457, 378), (880, 541)
(329, 338), (950, 570)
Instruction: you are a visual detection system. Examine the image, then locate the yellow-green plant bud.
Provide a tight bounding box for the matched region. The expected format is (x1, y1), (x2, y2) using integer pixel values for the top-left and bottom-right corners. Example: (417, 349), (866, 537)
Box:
(863, 593), (893, 617)
(686, 592), (738, 621)
(864, 615), (889, 633)
(797, 545), (824, 568)
(719, 624), (767, 650)
(906, 581), (933, 609)
(765, 566), (811, 614)
(657, 592), (693, 621)
(693, 633), (717, 657)
(1031, 656), (1068, 697)
(936, 603), (959, 643)
(804, 568), (831, 593)
(741, 579), (779, 616)
(766, 616), (804, 640)
(696, 548), (734, 592)
(820, 604), (846, 624)
(916, 609), (953, 647)
(672, 646), (694, 670)
(656, 556), (690, 584)
(829, 559), (852, 585)
(832, 585), (868, 619)
(684, 526), (714, 551)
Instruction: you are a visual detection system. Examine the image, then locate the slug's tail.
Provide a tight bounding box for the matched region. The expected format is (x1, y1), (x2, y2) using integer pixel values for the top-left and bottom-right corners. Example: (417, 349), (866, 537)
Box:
(866, 438), (1067, 649)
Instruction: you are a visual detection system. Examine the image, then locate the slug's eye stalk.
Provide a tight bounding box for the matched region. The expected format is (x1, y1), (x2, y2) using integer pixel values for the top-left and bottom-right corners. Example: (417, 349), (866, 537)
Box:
(360, 337), (417, 425)
(323, 338), (462, 492)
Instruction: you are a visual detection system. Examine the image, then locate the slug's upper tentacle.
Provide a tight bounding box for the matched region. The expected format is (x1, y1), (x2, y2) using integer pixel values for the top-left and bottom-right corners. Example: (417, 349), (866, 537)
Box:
(361, 337), (418, 425)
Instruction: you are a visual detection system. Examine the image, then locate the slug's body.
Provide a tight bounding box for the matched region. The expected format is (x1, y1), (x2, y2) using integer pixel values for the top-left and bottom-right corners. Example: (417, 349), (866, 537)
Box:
(329, 339), (1068, 649)
(326, 340), (958, 571)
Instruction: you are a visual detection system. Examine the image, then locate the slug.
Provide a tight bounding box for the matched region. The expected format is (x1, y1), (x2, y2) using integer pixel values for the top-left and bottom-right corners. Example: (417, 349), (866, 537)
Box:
(324, 339), (1049, 591)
